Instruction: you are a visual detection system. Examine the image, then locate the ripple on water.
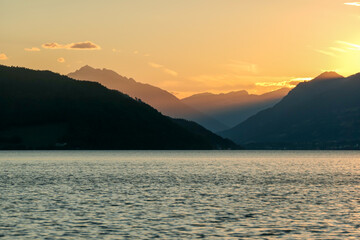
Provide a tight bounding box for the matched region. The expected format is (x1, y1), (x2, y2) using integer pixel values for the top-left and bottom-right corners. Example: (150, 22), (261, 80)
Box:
(0, 150), (359, 239)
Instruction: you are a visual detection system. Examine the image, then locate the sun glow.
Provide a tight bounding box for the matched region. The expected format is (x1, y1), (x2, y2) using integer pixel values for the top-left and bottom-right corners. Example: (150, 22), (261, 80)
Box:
(2, 1), (360, 96)
(344, 2), (360, 6)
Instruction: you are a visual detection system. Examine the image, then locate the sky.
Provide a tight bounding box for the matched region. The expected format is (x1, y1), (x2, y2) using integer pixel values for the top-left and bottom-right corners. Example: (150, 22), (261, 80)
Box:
(1, 0), (360, 98)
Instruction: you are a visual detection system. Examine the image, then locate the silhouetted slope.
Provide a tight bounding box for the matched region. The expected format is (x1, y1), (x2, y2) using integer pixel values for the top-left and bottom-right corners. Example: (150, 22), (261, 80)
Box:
(172, 119), (239, 149)
(68, 66), (227, 132)
(182, 88), (290, 128)
(220, 72), (360, 149)
(0, 65), (236, 150)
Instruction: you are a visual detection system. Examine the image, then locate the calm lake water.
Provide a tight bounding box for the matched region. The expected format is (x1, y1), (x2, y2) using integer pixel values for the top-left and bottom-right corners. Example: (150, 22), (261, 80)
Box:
(0, 151), (359, 239)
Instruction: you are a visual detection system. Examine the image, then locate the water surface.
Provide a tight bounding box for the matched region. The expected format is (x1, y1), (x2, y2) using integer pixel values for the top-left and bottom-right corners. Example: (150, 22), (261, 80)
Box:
(0, 151), (359, 239)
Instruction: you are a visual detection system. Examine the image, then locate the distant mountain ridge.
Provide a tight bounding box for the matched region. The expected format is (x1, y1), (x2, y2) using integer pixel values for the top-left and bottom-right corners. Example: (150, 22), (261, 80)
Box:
(220, 71), (360, 149)
(68, 66), (228, 132)
(0, 65), (237, 150)
(181, 88), (290, 128)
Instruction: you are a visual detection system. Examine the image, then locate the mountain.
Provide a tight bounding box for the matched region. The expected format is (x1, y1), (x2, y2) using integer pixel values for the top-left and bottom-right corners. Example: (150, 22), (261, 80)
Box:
(68, 66), (227, 132)
(220, 71), (360, 149)
(0, 65), (237, 150)
(172, 119), (238, 149)
(181, 88), (290, 128)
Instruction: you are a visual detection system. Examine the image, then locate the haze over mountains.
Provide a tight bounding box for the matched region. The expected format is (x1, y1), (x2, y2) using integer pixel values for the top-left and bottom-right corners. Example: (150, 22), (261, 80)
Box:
(182, 88), (290, 128)
(68, 66), (291, 132)
(0, 65), (236, 150)
(2, 63), (359, 150)
(221, 71), (360, 149)
(68, 66), (227, 132)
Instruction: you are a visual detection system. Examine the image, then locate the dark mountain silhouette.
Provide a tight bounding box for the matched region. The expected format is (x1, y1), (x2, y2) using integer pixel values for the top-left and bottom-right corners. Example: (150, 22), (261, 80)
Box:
(0, 65), (237, 150)
(220, 71), (360, 149)
(172, 119), (238, 149)
(312, 71), (343, 81)
(68, 66), (227, 132)
(181, 88), (290, 128)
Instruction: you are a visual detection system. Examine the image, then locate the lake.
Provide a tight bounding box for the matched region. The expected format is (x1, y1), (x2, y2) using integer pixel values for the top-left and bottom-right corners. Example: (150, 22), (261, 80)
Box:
(0, 151), (359, 239)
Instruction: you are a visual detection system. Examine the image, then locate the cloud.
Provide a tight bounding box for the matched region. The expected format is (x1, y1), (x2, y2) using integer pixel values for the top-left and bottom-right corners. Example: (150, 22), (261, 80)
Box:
(336, 41), (360, 50)
(42, 41), (101, 50)
(345, 2), (360, 6)
(70, 42), (100, 49)
(57, 57), (65, 63)
(255, 77), (312, 88)
(163, 69), (179, 77)
(42, 43), (63, 49)
(315, 49), (337, 57)
(314, 41), (360, 57)
(329, 47), (347, 53)
(25, 47), (40, 52)
(148, 62), (162, 68)
(148, 62), (178, 77)
(0, 53), (8, 60)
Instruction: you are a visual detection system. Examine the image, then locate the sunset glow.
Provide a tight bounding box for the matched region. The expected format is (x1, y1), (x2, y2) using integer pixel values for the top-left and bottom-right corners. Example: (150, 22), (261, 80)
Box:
(1, 2), (360, 237)
(1, 0), (360, 97)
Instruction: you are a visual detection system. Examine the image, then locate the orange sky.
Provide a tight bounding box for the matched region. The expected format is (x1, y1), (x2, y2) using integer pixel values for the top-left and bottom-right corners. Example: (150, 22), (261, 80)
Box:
(1, 0), (360, 98)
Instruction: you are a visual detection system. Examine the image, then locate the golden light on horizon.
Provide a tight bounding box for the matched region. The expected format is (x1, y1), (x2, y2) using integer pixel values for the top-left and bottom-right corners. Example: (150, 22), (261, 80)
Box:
(1, 0), (360, 96)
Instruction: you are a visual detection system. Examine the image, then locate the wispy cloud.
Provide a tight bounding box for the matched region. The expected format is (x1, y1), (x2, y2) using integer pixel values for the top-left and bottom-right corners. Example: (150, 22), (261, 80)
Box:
(329, 47), (347, 53)
(42, 41), (101, 50)
(314, 41), (360, 57)
(57, 57), (65, 63)
(0, 53), (8, 60)
(344, 2), (360, 6)
(42, 43), (63, 49)
(148, 62), (178, 77)
(336, 41), (360, 50)
(148, 62), (163, 68)
(315, 49), (337, 57)
(163, 69), (178, 77)
(256, 77), (312, 88)
(25, 47), (40, 52)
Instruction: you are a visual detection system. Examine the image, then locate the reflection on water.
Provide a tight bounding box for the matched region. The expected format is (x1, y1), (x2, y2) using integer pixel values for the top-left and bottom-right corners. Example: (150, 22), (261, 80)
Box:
(0, 151), (359, 239)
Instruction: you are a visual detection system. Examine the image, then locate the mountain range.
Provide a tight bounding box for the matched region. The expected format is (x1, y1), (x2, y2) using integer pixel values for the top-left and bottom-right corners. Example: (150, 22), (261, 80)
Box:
(181, 88), (290, 128)
(68, 66), (228, 132)
(220, 72), (360, 149)
(68, 66), (292, 132)
(3, 64), (357, 150)
(0, 65), (236, 150)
